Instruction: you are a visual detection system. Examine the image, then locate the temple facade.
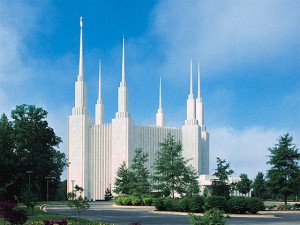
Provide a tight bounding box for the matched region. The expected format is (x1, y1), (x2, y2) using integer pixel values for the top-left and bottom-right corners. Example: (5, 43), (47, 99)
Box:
(68, 17), (209, 200)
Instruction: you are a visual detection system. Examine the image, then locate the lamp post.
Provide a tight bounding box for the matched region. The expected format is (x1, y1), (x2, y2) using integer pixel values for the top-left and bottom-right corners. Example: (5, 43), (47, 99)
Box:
(71, 180), (75, 192)
(26, 170), (33, 193)
(45, 176), (50, 201)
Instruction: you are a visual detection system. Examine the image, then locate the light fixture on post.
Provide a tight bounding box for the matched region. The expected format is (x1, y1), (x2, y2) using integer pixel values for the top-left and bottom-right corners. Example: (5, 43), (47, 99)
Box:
(26, 170), (33, 193)
(45, 176), (50, 201)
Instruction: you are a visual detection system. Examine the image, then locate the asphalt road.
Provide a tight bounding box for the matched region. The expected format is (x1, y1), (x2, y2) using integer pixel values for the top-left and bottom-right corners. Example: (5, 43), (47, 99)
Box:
(45, 202), (300, 225)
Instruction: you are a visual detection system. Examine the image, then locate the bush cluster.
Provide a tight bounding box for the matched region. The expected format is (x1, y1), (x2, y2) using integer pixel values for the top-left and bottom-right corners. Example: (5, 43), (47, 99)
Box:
(114, 195), (153, 206)
(0, 201), (28, 224)
(189, 209), (227, 225)
(153, 196), (265, 214)
(153, 196), (205, 213)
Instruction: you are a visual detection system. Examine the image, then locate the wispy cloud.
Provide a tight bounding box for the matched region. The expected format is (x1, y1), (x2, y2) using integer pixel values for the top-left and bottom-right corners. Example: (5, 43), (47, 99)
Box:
(151, 0), (300, 80)
(210, 126), (300, 178)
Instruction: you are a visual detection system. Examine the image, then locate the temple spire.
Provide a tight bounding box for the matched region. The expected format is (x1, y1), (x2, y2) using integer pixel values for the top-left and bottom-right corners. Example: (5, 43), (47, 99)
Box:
(189, 60), (194, 98)
(156, 76), (164, 127)
(95, 59), (104, 124)
(185, 60), (197, 125)
(97, 60), (102, 102)
(159, 76), (162, 110)
(197, 60), (201, 99)
(116, 37), (129, 118)
(78, 16), (84, 80)
(122, 36), (125, 83)
(196, 60), (204, 125)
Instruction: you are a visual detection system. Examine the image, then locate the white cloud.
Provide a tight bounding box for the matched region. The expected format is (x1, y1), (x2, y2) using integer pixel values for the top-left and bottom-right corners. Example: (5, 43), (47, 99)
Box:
(151, 0), (300, 80)
(210, 126), (300, 179)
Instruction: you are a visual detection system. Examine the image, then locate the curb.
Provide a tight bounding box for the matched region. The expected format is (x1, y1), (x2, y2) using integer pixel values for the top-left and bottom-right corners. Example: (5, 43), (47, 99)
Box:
(149, 210), (276, 218)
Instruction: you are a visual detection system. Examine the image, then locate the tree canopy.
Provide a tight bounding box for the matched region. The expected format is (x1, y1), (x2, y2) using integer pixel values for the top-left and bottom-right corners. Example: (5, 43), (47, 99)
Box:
(267, 133), (300, 205)
(211, 157), (233, 198)
(0, 104), (68, 200)
(152, 134), (199, 198)
(252, 172), (267, 199)
(236, 173), (252, 195)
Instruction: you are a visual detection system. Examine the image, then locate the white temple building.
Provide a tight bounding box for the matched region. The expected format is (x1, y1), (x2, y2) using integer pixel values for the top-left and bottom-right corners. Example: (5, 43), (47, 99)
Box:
(68, 17), (209, 200)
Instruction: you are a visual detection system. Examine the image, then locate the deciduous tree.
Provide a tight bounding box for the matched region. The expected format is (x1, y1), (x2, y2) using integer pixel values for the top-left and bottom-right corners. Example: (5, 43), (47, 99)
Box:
(236, 173), (252, 195)
(0, 105), (68, 200)
(211, 157), (233, 198)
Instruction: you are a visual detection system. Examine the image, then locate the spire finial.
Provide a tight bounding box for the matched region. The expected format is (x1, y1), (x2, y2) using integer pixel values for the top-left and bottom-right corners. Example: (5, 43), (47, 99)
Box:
(122, 37), (125, 83)
(78, 16), (84, 79)
(98, 59), (102, 101)
(159, 76), (162, 110)
(197, 60), (201, 99)
(189, 59), (193, 96)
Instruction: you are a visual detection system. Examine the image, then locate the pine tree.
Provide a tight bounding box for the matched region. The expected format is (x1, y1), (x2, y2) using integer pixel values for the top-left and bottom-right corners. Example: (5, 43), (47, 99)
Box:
(114, 161), (134, 195)
(267, 133), (300, 205)
(252, 172), (266, 199)
(130, 148), (151, 196)
(236, 173), (252, 195)
(152, 134), (199, 198)
(104, 188), (113, 201)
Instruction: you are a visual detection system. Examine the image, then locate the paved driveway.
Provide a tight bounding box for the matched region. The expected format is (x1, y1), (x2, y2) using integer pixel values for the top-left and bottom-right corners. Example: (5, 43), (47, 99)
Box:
(45, 202), (300, 225)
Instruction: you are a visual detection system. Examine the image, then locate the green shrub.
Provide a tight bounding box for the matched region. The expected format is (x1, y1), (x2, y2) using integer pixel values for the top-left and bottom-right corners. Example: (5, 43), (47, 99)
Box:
(246, 198), (265, 214)
(189, 195), (205, 213)
(226, 197), (248, 214)
(178, 197), (190, 212)
(153, 197), (166, 211)
(189, 209), (227, 225)
(113, 196), (122, 205)
(164, 198), (177, 211)
(121, 196), (132, 205)
(141, 196), (153, 206)
(205, 196), (227, 211)
(130, 196), (142, 206)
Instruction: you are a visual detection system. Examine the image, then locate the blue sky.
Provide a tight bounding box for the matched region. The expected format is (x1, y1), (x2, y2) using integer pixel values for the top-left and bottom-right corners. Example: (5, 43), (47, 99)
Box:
(1, 0), (300, 179)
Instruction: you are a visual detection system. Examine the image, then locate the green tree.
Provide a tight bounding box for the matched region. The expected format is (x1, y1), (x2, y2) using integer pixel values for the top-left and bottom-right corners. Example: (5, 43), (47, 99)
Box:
(0, 114), (16, 200)
(152, 134), (199, 198)
(104, 188), (113, 201)
(0, 105), (68, 200)
(114, 161), (134, 195)
(67, 185), (90, 218)
(236, 173), (252, 195)
(267, 133), (300, 205)
(130, 148), (151, 196)
(252, 172), (267, 199)
(211, 157), (234, 198)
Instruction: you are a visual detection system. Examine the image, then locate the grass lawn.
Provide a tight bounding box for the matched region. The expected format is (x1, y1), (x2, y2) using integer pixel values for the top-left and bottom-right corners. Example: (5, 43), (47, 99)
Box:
(0, 202), (114, 225)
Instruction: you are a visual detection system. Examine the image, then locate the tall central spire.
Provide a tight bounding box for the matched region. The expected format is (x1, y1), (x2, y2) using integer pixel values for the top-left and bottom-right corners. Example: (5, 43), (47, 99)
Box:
(122, 37), (125, 83)
(78, 16), (84, 81)
(73, 16), (88, 115)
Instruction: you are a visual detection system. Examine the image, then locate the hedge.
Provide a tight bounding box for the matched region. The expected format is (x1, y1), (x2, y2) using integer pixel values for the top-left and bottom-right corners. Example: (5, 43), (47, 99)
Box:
(114, 195), (153, 206)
